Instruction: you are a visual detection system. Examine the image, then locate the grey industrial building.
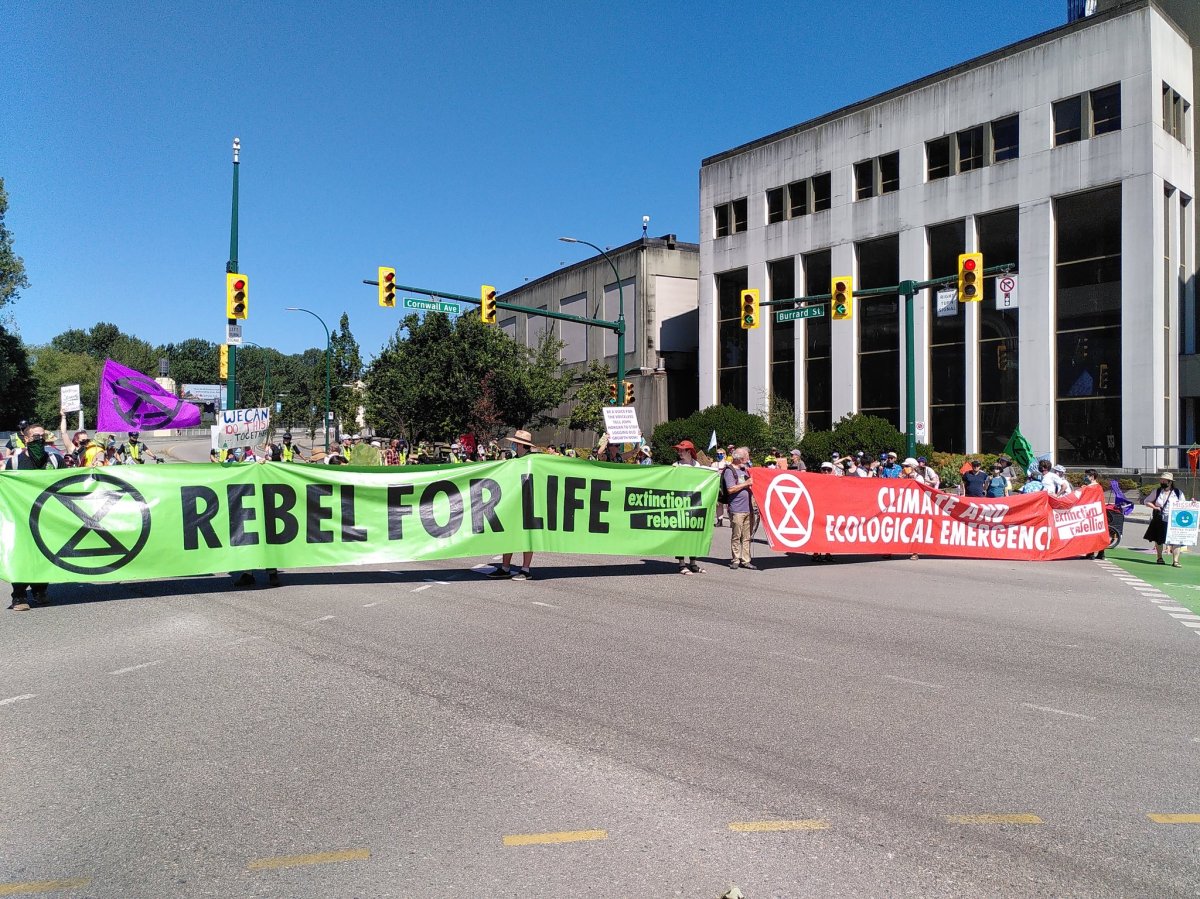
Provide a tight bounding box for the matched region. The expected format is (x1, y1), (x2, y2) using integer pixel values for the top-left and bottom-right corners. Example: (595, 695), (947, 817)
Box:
(698, 0), (1197, 469)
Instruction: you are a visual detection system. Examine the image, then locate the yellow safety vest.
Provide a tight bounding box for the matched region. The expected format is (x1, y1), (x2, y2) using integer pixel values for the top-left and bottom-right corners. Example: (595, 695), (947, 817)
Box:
(126, 442), (141, 461)
(281, 445), (296, 462)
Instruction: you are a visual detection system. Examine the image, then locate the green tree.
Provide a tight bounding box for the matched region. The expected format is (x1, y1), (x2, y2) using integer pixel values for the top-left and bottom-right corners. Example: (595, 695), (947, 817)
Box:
(330, 312), (362, 433)
(565, 360), (614, 434)
(159, 338), (219, 387)
(650, 405), (770, 465)
(0, 178), (29, 308)
(28, 346), (100, 428)
(763, 392), (800, 452)
(0, 325), (35, 425)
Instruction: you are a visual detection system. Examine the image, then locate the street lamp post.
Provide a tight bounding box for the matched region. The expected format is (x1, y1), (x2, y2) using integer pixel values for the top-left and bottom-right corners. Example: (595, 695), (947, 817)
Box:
(558, 237), (626, 394)
(285, 307), (332, 452)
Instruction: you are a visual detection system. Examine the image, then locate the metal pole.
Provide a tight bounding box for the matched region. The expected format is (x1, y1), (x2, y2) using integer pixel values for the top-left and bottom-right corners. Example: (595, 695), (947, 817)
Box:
(285, 307), (331, 451)
(901, 281), (917, 458)
(226, 137), (240, 411)
(559, 237), (626, 396)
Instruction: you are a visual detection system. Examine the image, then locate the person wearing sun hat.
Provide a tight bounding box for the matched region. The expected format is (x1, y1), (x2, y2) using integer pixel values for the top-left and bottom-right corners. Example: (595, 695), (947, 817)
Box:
(672, 440), (706, 574)
(1144, 471), (1185, 567)
(487, 429), (538, 580)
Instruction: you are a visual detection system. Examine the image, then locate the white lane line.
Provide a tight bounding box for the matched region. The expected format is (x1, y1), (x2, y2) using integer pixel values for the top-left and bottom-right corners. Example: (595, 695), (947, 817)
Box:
(1179, 622), (1200, 629)
(885, 674), (945, 690)
(423, 579), (450, 585)
(362, 601), (382, 608)
(1167, 613), (1200, 620)
(0, 693), (36, 706)
(412, 585), (431, 593)
(305, 615), (337, 624)
(470, 564), (492, 571)
(1021, 702), (1096, 721)
(1159, 606), (1191, 613)
(109, 659), (165, 676)
(530, 601), (559, 609)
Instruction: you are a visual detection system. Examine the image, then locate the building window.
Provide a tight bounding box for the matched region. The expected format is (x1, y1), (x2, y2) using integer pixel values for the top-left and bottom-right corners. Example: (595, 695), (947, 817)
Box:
(978, 208), (1020, 452)
(766, 187), (785, 224)
(803, 251), (832, 432)
(769, 259), (796, 409)
(991, 115), (1019, 163)
(1053, 95), (1083, 146)
(927, 137), (952, 180)
(732, 197), (748, 233)
(879, 152), (900, 194)
(717, 269), (749, 408)
(957, 126), (985, 172)
(927, 221), (966, 453)
(854, 160), (875, 201)
(714, 203), (731, 238)
(857, 234), (900, 430)
(1090, 84), (1121, 136)
(1055, 185), (1122, 465)
(788, 180), (809, 217)
(1163, 83), (1190, 145)
(812, 172), (832, 212)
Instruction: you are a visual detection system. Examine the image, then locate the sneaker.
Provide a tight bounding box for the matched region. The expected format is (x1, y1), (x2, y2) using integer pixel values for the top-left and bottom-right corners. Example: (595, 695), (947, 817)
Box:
(740, 562), (760, 570)
(909, 553), (920, 561)
(728, 562), (740, 570)
(687, 562), (704, 574)
(486, 567), (512, 579)
(29, 591), (50, 607)
(679, 565), (692, 575)
(233, 573), (256, 587)
(511, 569), (531, 581)
(10, 600), (30, 612)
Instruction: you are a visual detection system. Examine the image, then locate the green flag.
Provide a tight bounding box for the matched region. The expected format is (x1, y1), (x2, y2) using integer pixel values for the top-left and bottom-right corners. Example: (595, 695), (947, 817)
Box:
(1002, 425), (1035, 471)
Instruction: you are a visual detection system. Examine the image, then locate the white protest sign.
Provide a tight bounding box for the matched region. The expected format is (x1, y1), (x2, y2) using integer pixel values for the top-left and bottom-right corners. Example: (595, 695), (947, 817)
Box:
(1165, 502), (1199, 547)
(935, 288), (957, 318)
(602, 406), (642, 444)
(215, 407), (271, 450)
(60, 384), (81, 412)
(997, 274), (1019, 310)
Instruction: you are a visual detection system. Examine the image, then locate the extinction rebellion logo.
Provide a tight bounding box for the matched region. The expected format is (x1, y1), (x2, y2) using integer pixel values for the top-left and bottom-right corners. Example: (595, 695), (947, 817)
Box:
(761, 473), (815, 549)
(30, 473), (152, 575)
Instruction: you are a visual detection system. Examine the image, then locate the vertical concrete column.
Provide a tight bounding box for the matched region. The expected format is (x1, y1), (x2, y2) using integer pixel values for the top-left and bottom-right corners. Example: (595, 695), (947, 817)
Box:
(830, 242), (858, 420)
(899, 227), (927, 444)
(1018, 200), (1055, 459)
(1123, 175), (1166, 468)
(698, 270), (718, 409)
(746, 261), (770, 415)
(963, 217), (981, 452)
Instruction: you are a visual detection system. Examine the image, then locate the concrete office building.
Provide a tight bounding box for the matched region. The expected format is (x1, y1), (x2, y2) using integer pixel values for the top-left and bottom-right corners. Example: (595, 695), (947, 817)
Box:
(497, 234), (699, 446)
(699, 0), (1196, 468)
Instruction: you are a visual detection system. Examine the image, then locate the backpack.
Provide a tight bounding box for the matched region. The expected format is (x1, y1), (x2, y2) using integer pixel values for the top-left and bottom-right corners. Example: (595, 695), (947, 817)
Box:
(718, 467), (732, 505)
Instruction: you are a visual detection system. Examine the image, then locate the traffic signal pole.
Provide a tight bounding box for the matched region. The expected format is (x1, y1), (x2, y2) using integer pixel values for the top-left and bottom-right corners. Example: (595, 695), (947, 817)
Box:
(225, 137), (240, 411)
(762, 263), (1013, 459)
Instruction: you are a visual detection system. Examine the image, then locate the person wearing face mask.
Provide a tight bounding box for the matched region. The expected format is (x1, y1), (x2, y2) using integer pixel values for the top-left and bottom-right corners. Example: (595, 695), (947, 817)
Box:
(5, 424), (61, 611)
(1144, 472), (1186, 567)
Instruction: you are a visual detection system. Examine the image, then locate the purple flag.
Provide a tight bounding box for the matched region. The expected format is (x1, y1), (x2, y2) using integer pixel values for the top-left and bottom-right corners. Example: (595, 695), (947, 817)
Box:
(96, 359), (202, 431)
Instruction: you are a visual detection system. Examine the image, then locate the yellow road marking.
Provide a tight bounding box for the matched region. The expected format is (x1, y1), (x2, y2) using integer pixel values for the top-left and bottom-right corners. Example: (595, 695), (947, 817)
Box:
(502, 829), (608, 846)
(1147, 813), (1200, 824)
(946, 814), (1042, 825)
(0, 879), (92, 896)
(729, 820), (830, 832)
(247, 848), (371, 870)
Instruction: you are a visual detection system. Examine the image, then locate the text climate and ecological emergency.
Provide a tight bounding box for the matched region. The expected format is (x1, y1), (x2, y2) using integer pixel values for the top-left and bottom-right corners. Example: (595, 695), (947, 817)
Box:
(750, 470), (1109, 561)
(0, 456), (718, 583)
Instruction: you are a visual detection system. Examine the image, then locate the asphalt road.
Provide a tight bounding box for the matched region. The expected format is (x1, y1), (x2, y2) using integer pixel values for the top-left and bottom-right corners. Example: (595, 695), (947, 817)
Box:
(2, 513), (1199, 897)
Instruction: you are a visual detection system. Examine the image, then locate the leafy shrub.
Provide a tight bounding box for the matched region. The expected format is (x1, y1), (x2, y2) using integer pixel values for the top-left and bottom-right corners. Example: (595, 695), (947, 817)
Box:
(650, 405), (770, 465)
(798, 413), (933, 470)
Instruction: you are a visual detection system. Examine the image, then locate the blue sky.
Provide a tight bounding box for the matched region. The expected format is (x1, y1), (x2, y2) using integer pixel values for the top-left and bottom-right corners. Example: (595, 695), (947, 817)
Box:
(3, 1), (1064, 360)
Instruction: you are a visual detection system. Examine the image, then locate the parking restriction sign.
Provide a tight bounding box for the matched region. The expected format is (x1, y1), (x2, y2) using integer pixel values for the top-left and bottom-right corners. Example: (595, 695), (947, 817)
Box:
(997, 274), (1019, 310)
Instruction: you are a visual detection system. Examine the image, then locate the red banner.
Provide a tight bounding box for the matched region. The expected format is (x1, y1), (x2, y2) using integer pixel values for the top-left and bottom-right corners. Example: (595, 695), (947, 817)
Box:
(749, 472), (1109, 561)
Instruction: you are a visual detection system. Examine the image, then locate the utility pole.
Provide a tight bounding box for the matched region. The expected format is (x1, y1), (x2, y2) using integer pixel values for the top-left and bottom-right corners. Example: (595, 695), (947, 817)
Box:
(225, 137), (240, 411)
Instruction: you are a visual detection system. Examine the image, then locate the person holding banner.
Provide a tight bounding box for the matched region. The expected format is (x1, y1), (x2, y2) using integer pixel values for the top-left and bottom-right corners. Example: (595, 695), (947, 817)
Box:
(722, 447), (757, 570)
(1144, 472), (1185, 567)
(5, 424), (60, 611)
(672, 440), (706, 575)
(487, 429), (539, 581)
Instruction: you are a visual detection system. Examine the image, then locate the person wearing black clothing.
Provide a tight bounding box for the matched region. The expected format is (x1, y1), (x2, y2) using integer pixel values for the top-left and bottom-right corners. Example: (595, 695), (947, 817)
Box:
(5, 424), (60, 611)
(961, 459), (989, 497)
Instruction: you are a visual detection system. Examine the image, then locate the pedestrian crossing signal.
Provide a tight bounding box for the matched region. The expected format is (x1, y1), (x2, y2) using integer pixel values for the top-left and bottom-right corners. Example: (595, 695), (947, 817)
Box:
(958, 253), (983, 302)
(378, 267), (396, 307)
(831, 277), (853, 320)
(739, 289), (760, 329)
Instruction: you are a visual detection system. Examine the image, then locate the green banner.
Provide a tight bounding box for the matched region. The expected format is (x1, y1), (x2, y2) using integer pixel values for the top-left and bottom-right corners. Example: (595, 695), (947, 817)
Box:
(0, 456), (718, 583)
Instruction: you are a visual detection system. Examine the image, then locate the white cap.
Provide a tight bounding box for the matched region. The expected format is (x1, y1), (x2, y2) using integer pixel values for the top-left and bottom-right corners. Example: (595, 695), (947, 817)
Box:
(902, 457), (919, 467)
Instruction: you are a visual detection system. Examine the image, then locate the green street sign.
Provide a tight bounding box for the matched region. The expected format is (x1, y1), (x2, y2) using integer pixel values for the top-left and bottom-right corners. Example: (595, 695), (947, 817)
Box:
(776, 305), (826, 322)
(403, 298), (461, 314)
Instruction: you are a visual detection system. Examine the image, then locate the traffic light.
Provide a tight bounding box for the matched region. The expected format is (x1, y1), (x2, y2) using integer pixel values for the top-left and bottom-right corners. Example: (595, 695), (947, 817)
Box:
(378, 267), (396, 307)
(622, 380), (635, 405)
(481, 285), (497, 324)
(226, 273), (248, 319)
(831, 277), (853, 320)
(739, 289), (760, 330)
(608, 381), (619, 405)
(219, 344), (228, 379)
(957, 253), (983, 302)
